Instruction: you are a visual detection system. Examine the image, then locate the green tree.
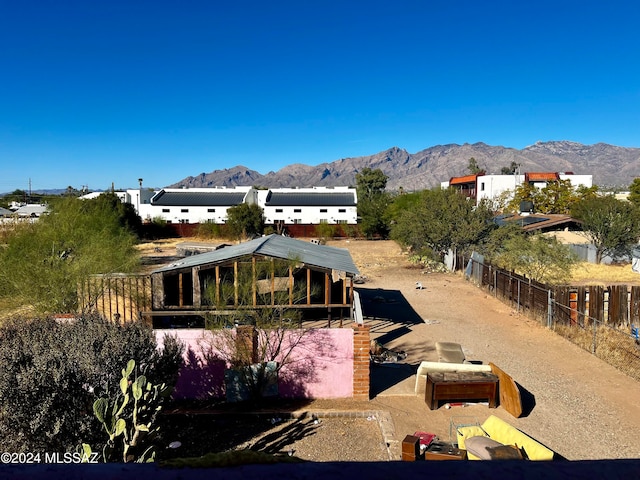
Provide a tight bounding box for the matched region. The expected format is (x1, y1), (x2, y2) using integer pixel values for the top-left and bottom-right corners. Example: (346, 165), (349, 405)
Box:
(571, 196), (640, 264)
(467, 157), (483, 174)
(355, 167), (388, 199)
(506, 180), (597, 214)
(226, 203), (265, 240)
(491, 233), (576, 284)
(0, 195), (140, 313)
(500, 162), (520, 175)
(628, 178), (640, 207)
(355, 168), (391, 238)
(390, 188), (495, 263)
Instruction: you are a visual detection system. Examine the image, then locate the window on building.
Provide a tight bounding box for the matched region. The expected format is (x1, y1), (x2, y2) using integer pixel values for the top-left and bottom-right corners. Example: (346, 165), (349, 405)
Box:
(319, 219), (328, 224)
(276, 208), (283, 213)
(338, 209), (346, 213)
(293, 219), (302, 224)
(320, 208), (328, 213)
(208, 208), (216, 212)
(181, 208), (189, 213)
(480, 182), (485, 191)
(162, 208), (170, 213)
(294, 208), (302, 213)
(336, 220), (347, 224)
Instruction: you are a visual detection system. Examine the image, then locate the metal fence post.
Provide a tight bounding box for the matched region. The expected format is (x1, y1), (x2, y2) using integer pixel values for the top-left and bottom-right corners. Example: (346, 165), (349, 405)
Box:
(494, 269), (497, 297)
(547, 289), (553, 328)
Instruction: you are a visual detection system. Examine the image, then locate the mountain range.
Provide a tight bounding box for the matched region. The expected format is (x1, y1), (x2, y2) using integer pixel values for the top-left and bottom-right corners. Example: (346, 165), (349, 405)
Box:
(171, 140), (640, 191)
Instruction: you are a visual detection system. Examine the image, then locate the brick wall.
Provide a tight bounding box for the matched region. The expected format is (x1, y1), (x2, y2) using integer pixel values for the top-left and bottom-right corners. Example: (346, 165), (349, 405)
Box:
(352, 325), (370, 400)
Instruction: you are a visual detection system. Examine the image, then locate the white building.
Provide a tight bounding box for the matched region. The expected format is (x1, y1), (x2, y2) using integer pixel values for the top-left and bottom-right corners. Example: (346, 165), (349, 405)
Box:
(80, 185), (358, 228)
(442, 172), (593, 206)
(138, 187), (255, 224)
(257, 187), (358, 226)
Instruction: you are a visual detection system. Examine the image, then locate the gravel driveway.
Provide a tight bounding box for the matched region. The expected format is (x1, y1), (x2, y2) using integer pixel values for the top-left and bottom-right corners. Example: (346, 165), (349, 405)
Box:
(154, 239), (640, 462)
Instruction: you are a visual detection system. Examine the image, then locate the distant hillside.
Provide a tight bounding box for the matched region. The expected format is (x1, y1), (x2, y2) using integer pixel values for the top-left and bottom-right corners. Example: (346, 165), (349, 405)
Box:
(169, 141), (640, 191)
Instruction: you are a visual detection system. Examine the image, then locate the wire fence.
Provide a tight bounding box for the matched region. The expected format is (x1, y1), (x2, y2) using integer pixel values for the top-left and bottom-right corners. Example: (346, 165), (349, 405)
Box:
(458, 253), (640, 382)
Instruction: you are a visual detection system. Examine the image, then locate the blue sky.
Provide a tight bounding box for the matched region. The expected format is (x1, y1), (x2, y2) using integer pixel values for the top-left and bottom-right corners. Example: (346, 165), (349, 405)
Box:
(1, 1), (639, 191)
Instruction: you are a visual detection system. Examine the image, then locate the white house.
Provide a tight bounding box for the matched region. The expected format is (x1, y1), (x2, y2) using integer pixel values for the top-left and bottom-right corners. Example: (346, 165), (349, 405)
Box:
(257, 187), (358, 226)
(442, 172), (593, 206)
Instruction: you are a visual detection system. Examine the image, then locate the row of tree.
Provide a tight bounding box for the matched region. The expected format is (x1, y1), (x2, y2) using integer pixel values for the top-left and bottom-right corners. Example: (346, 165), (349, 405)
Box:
(355, 168), (640, 283)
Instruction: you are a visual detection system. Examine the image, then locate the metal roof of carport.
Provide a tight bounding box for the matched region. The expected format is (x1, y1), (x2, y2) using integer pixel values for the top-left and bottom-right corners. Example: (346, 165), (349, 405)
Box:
(152, 234), (360, 275)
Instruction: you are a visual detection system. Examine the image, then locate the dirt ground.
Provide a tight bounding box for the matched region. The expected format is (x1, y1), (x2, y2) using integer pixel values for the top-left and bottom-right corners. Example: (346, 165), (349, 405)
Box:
(147, 237), (640, 462)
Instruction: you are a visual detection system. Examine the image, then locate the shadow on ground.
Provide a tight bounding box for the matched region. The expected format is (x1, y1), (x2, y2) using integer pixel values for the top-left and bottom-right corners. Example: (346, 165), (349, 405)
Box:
(159, 399), (317, 460)
(356, 287), (431, 397)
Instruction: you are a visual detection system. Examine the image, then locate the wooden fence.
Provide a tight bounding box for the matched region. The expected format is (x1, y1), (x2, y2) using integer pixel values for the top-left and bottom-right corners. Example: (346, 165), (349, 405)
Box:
(459, 254), (640, 382)
(79, 274), (151, 323)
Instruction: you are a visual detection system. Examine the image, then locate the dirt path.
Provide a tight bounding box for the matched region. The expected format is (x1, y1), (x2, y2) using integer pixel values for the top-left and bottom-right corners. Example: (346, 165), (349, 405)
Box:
(328, 239), (640, 461)
(145, 237), (640, 461)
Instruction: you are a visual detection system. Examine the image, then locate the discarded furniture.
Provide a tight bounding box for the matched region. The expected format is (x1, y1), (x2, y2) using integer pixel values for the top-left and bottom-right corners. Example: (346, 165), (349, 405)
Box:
(435, 341), (467, 363)
(424, 441), (467, 461)
(415, 362), (523, 418)
(402, 435), (421, 461)
(456, 415), (554, 461)
(414, 361), (492, 395)
(425, 371), (498, 410)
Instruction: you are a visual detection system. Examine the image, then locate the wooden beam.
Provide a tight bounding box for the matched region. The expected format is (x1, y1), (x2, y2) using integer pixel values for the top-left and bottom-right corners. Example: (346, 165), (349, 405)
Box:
(306, 268), (311, 305)
(288, 266), (293, 306)
(270, 258), (275, 306)
(178, 273), (184, 307)
(215, 265), (220, 305)
(324, 272), (330, 306)
(325, 272), (331, 327)
(192, 266), (201, 308)
(342, 276), (347, 304)
(234, 261), (239, 306)
(252, 257), (257, 306)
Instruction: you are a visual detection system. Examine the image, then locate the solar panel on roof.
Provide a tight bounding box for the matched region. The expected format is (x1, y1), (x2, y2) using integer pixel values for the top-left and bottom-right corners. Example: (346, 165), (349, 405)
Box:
(517, 216), (549, 226)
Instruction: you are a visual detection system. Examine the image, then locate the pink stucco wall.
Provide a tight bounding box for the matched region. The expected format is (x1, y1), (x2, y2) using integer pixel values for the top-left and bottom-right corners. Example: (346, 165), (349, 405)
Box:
(155, 328), (354, 400)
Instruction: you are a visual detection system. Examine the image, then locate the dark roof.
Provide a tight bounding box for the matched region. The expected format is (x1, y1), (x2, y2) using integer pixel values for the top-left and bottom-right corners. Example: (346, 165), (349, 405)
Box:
(153, 234), (359, 275)
(265, 191), (356, 207)
(494, 213), (581, 232)
(151, 190), (246, 206)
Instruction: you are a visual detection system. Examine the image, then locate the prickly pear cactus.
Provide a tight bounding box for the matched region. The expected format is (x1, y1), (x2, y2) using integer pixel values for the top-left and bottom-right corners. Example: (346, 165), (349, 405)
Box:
(90, 359), (169, 463)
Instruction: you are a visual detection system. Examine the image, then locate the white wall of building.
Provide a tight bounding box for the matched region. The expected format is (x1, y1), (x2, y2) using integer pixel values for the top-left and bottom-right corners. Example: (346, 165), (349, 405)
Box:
(258, 187), (358, 225)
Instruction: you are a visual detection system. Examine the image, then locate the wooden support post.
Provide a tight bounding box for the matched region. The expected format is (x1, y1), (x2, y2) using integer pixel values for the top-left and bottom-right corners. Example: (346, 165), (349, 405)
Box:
(306, 268), (311, 305)
(178, 273), (184, 307)
(270, 258), (275, 306)
(192, 266), (201, 308)
(234, 261), (239, 306)
(215, 265), (220, 305)
(252, 257), (257, 306)
(326, 272), (331, 327)
(288, 266), (294, 306)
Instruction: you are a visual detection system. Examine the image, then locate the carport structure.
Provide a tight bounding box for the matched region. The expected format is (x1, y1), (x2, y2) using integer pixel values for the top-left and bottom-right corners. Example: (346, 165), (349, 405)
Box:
(149, 234), (360, 325)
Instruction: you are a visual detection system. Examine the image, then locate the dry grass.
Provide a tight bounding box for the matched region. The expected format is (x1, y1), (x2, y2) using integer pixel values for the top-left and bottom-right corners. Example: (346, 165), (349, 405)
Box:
(570, 262), (640, 285)
(554, 324), (640, 381)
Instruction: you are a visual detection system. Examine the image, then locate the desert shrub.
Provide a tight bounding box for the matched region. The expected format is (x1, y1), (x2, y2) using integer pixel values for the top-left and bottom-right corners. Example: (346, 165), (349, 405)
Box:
(315, 223), (336, 240)
(195, 221), (223, 239)
(0, 196), (140, 313)
(0, 314), (183, 454)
